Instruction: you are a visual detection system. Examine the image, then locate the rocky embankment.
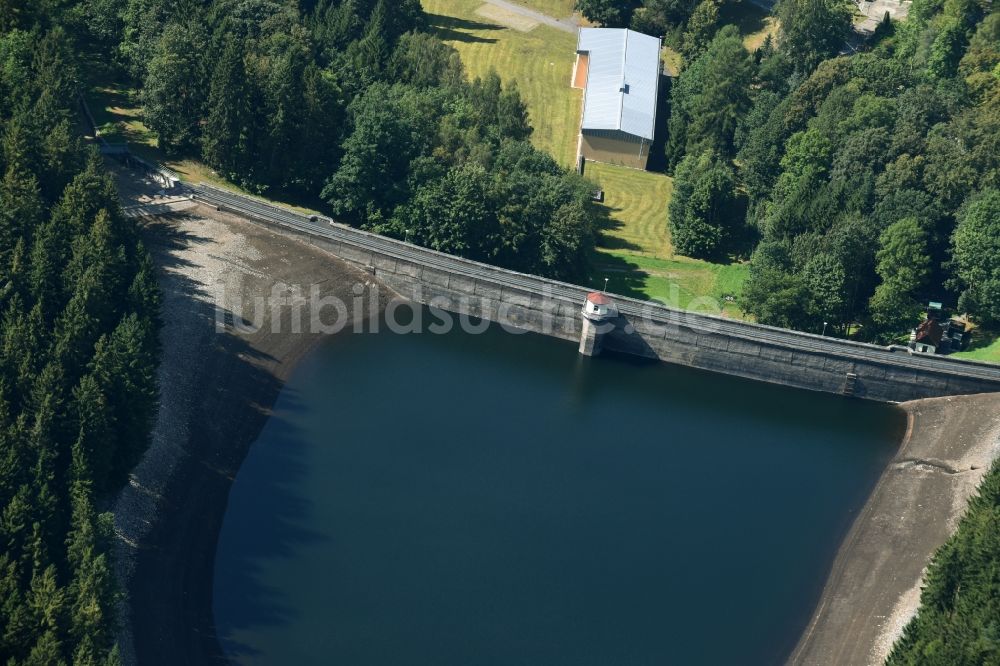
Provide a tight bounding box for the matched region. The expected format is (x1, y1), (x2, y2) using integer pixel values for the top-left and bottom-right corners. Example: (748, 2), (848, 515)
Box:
(789, 392), (1000, 665)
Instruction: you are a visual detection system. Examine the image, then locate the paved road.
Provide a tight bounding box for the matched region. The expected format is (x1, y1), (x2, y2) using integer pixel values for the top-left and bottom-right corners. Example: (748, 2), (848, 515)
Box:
(485, 0), (579, 33)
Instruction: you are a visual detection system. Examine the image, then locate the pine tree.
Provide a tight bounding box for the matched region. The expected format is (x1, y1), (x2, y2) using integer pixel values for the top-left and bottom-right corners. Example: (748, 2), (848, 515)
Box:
(0, 168), (43, 264)
(265, 46), (307, 188)
(142, 20), (210, 153)
(70, 377), (115, 494)
(24, 627), (67, 666)
(89, 314), (158, 484)
(352, 0), (390, 81)
(203, 37), (253, 179)
(28, 220), (68, 324)
(0, 552), (30, 659)
(126, 243), (160, 330)
(27, 564), (65, 635)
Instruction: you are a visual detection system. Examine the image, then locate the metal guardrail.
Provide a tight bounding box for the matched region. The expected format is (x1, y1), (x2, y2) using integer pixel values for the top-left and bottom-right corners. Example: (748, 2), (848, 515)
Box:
(189, 183), (1000, 384)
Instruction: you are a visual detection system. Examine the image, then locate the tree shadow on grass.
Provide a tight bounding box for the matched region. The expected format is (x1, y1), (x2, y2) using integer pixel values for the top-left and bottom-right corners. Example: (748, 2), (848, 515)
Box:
(581, 166), (646, 254)
(590, 204), (645, 254)
(426, 12), (503, 43)
(646, 74), (672, 174)
(585, 250), (653, 301)
(963, 328), (999, 355)
(719, 1), (769, 37)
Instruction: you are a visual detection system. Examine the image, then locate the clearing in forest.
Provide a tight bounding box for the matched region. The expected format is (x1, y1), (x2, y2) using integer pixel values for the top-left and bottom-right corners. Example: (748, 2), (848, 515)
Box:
(584, 161), (747, 317)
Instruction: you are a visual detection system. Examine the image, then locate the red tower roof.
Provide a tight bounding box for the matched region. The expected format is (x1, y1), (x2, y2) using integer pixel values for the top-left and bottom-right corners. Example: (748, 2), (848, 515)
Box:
(587, 292), (612, 305)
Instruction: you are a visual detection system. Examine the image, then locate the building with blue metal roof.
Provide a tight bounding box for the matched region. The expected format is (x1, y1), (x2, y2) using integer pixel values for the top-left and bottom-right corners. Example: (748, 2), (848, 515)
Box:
(573, 28), (662, 170)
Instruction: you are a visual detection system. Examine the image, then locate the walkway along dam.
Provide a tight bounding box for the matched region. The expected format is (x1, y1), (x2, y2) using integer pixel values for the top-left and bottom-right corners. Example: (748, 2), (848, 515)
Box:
(190, 184), (1000, 404)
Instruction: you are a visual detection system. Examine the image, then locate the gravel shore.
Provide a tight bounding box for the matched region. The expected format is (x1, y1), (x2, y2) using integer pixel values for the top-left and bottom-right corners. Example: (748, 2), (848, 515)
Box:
(788, 392), (1000, 666)
(112, 203), (388, 665)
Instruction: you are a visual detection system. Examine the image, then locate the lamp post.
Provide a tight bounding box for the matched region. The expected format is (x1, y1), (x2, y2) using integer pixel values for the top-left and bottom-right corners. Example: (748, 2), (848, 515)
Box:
(822, 321), (829, 336)
(604, 277), (609, 293)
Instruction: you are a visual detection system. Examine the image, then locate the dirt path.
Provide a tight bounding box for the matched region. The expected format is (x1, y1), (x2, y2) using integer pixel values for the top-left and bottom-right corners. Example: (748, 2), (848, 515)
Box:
(112, 201), (389, 665)
(484, 0), (579, 33)
(788, 392), (1000, 666)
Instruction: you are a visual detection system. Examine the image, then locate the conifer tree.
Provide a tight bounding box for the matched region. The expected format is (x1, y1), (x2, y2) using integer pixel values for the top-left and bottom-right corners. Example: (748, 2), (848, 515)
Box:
(203, 37), (253, 180)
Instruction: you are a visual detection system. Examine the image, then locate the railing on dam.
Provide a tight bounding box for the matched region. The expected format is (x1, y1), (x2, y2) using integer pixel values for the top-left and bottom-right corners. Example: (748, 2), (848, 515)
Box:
(188, 182), (1000, 403)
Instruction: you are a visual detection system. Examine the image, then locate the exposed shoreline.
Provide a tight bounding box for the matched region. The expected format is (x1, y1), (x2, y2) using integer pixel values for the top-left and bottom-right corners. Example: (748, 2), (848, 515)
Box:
(788, 391), (1000, 665)
(112, 203), (388, 665)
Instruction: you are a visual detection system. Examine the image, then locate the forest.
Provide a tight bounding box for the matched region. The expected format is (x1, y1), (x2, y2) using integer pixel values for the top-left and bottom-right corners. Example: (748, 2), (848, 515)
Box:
(81, 0), (1000, 339)
(0, 4), (161, 664)
(117, 0), (600, 281)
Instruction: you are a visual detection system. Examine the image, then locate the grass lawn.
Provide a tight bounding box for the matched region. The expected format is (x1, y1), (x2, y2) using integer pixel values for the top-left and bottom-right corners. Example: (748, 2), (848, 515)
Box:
(585, 162), (673, 257)
(952, 330), (1000, 364)
(583, 161), (748, 317)
(88, 81), (157, 148)
(593, 250), (748, 316)
(719, 0), (780, 52)
(504, 0), (577, 17)
(423, 0), (582, 167)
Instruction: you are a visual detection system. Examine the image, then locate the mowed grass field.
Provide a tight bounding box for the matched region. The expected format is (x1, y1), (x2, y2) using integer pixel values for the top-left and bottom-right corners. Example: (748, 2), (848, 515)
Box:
(504, 0), (577, 17)
(952, 331), (1000, 364)
(586, 162), (673, 257)
(583, 162), (747, 316)
(423, 0), (582, 167)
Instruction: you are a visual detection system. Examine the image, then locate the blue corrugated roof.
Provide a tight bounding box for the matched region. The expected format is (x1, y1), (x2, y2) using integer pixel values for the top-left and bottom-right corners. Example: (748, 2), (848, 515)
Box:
(577, 28), (661, 141)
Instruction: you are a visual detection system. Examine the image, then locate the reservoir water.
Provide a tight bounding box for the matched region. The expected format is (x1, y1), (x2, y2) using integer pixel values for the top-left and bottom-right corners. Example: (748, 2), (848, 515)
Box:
(213, 317), (904, 665)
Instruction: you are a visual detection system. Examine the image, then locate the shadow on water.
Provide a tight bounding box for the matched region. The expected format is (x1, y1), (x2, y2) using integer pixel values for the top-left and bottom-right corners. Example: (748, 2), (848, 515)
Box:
(212, 391), (328, 661)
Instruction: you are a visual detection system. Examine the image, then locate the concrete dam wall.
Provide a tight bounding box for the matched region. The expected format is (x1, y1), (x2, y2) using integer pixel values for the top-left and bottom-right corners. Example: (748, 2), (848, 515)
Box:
(191, 184), (1000, 403)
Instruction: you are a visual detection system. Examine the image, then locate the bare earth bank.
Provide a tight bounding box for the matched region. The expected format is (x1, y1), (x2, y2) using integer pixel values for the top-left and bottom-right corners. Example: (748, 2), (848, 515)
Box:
(112, 204), (389, 665)
(789, 391), (1000, 666)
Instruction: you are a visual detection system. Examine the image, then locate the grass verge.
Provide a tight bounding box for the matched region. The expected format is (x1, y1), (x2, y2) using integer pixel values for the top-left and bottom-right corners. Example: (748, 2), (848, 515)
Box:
(720, 1), (780, 52)
(952, 329), (1000, 364)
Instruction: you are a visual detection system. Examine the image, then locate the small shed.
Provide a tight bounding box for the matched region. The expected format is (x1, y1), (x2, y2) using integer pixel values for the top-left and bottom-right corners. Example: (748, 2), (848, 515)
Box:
(910, 318), (943, 354)
(583, 291), (618, 321)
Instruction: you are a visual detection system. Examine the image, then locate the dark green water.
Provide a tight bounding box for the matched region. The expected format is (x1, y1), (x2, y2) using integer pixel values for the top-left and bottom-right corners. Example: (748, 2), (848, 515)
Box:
(213, 318), (904, 665)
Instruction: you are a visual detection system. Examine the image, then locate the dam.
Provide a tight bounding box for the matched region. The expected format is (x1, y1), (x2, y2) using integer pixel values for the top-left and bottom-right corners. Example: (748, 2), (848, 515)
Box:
(191, 184), (1000, 403)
